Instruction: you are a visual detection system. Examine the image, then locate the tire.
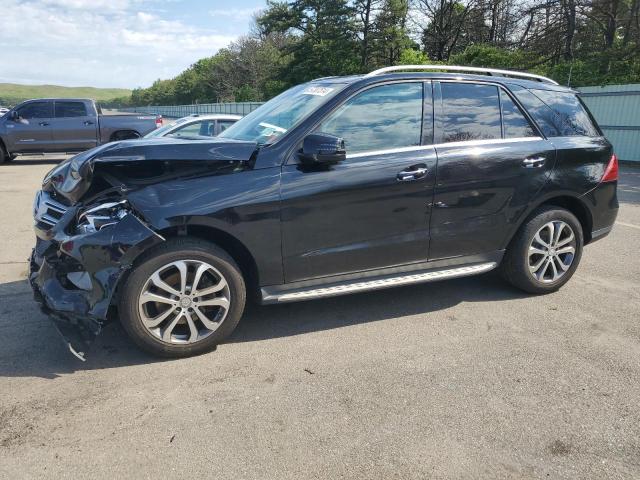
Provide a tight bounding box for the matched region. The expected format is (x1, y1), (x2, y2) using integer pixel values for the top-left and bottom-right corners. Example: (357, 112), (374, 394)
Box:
(118, 237), (246, 358)
(501, 206), (584, 294)
(0, 143), (10, 164)
(110, 130), (140, 142)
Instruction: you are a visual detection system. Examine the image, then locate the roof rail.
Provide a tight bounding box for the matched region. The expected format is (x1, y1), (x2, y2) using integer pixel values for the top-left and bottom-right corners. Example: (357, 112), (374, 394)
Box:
(364, 65), (559, 85)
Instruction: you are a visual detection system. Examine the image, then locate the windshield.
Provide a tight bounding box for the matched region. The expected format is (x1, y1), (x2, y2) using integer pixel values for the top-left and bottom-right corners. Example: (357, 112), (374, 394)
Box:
(144, 117), (191, 138)
(218, 83), (346, 145)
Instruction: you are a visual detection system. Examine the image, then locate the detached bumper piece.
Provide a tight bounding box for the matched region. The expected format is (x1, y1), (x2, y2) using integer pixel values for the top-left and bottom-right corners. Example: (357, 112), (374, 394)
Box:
(29, 191), (164, 359)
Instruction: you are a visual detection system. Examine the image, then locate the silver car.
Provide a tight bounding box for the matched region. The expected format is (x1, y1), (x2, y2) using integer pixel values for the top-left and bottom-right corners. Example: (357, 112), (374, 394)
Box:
(144, 114), (241, 139)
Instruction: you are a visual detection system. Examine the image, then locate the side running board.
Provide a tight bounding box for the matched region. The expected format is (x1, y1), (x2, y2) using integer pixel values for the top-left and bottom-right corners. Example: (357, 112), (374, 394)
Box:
(261, 262), (497, 303)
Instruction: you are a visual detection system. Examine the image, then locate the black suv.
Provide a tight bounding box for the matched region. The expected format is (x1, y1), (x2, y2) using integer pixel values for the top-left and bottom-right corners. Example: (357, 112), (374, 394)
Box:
(29, 66), (619, 359)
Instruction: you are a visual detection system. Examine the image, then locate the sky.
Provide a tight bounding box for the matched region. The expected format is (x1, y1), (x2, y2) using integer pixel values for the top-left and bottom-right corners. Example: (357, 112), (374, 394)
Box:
(0, 0), (265, 89)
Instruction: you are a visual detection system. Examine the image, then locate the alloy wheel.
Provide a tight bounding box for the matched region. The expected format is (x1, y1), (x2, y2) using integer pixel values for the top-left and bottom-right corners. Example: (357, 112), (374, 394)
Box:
(528, 221), (576, 283)
(137, 259), (231, 344)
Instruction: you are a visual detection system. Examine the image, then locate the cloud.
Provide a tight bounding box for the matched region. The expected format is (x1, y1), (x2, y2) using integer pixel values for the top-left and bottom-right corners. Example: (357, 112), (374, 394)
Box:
(0, 0), (238, 88)
(210, 7), (261, 20)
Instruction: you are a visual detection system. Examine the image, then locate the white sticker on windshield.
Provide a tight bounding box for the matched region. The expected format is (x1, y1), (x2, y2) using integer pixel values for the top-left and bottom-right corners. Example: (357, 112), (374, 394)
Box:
(302, 86), (334, 96)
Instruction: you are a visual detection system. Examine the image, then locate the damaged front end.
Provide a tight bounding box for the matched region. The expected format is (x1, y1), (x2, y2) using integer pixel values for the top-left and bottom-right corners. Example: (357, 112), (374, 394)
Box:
(30, 192), (164, 359)
(29, 138), (256, 359)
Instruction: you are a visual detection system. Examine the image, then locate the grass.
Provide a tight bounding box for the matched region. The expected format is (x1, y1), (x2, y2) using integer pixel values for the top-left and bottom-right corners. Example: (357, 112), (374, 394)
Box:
(0, 83), (131, 107)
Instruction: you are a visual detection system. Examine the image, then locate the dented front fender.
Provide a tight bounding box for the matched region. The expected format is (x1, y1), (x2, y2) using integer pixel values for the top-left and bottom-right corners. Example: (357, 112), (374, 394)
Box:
(29, 201), (164, 359)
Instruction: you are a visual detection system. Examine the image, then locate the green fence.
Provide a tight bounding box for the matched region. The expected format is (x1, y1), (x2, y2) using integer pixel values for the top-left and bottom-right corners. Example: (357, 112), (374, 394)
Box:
(122, 102), (263, 118)
(577, 84), (640, 162)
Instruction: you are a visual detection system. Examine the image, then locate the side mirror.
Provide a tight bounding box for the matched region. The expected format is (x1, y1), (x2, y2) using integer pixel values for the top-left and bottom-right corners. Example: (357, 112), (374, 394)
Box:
(10, 111), (19, 121)
(299, 133), (346, 165)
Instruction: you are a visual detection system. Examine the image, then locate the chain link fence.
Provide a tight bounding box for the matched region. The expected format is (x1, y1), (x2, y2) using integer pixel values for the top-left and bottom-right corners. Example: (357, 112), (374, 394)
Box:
(120, 102), (264, 118)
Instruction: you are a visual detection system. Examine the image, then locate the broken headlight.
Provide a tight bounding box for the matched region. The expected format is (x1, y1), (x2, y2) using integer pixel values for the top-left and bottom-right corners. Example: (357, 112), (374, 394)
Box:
(76, 200), (128, 234)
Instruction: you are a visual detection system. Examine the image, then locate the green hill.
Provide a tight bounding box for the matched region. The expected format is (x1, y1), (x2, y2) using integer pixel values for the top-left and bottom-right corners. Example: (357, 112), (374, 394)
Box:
(0, 83), (131, 107)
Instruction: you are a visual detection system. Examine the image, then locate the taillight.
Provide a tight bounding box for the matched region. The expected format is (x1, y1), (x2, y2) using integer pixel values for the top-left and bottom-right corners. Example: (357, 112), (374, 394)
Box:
(155, 116), (163, 128)
(601, 154), (618, 182)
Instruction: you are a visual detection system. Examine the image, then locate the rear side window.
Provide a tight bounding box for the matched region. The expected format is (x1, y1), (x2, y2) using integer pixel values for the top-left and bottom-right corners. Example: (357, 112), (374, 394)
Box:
(217, 120), (236, 133)
(529, 89), (600, 137)
(440, 83), (501, 143)
(510, 86), (560, 137)
(17, 102), (53, 119)
(318, 82), (423, 153)
(500, 90), (536, 138)
(511, 86), (600, 137)
(55, 101), (87, 118)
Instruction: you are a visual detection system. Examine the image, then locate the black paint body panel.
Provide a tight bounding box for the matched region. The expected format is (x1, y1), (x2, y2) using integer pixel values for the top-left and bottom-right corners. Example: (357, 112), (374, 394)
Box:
(280, 148), (437, 282)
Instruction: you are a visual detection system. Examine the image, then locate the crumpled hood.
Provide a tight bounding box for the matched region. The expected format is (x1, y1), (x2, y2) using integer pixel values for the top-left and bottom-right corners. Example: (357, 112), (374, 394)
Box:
(43, 137), (258, 203)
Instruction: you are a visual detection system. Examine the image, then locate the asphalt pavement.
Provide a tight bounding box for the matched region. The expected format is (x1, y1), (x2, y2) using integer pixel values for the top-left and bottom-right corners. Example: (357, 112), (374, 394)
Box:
(1, 157), (639, 479)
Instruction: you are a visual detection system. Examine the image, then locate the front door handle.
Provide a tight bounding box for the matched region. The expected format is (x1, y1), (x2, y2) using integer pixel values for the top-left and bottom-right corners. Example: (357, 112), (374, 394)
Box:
(397, 164), (428, 182)
(84, 121), (94, 125)
(522, 156), (546, 168)
(38, 121), (50, 127)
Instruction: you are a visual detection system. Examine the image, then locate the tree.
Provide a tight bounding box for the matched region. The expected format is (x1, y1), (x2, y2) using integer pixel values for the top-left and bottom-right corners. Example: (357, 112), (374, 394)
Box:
(126, 0), (640, 106)
(257, 0), (360, 83)
(416, 0), (476, 61)
(370, 0), (414, 66)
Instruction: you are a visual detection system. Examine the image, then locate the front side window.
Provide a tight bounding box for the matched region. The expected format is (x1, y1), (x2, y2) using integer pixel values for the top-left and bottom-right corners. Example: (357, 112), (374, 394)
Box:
(317, 82), (423, 154)
(55, 101), (87, 118)
(500, 90), (536, 138)
(440, 83), (501, 143)
(167, 120), (214, 138)
(144, 117), (190, 138)
(17, 102), (53, 119)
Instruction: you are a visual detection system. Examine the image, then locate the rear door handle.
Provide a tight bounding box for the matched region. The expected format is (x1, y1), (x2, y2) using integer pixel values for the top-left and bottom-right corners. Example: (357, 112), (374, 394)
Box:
(397, 164), (428, 182)
(38, 122), (50, 127)
(522, 156), (546, 168)
(84, 120), (94, 125)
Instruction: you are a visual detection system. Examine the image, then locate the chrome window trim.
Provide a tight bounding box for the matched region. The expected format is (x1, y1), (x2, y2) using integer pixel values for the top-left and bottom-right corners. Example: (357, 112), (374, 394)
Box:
(345, 136), (543, 159)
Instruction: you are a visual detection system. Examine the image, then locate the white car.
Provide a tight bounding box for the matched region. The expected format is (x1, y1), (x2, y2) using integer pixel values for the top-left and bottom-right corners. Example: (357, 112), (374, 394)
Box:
(144, 114), (241, 139)
(0, 107), (9, 116)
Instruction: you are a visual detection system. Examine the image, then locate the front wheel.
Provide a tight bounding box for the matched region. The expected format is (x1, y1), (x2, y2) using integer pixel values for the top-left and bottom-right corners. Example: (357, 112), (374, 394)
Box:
(0, 144), (12, 164)
(501, 206), (584, 294)
(118, 238), (246, 358)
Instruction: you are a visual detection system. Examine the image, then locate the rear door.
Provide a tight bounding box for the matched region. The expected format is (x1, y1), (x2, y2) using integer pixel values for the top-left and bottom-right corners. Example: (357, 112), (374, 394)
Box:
(280, 81), (437, 282)
(5, 101), (54, 152)
(429, 81), (556, 260)
(52, 101), (98, 152)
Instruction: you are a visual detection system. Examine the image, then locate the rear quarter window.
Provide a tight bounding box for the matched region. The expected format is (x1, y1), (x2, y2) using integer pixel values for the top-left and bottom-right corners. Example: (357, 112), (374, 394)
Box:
(512, 86), (600, 137)
(55, 101), (88, 118)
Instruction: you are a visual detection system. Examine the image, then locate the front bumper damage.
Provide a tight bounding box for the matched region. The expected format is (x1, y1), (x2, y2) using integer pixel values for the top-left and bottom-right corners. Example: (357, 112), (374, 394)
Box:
(29, 192), (164, 360)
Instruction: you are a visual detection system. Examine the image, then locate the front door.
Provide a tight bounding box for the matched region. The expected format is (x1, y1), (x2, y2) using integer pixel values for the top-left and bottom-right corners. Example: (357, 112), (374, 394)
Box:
(429, 81), (556, 260)
(52, 101), (98, 152)
(5, 101), (54, 153)
(280, 81), (437, 283)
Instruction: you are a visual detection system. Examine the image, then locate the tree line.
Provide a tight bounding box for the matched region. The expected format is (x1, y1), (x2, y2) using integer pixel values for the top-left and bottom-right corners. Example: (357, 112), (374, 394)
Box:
(109, 0), (640, 107)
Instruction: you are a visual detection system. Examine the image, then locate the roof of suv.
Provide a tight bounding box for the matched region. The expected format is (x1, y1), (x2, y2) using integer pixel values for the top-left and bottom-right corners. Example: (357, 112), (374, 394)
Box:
(313, 71), (572, 93)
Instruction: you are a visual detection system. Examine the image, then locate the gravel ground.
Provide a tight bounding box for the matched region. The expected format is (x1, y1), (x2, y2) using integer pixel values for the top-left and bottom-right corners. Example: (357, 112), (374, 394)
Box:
(0, 157), (639, 479)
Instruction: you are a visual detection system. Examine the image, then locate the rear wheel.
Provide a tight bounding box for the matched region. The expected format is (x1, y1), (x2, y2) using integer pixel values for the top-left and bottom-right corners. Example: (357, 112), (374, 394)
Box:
(118, 238), (246, 358)
(110, 130), (141, 142)
(501, 206), (583, 294)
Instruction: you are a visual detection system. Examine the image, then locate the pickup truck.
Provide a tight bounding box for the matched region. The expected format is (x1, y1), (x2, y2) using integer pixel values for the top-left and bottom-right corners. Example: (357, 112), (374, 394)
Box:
(0, 98), (160, 163)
